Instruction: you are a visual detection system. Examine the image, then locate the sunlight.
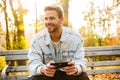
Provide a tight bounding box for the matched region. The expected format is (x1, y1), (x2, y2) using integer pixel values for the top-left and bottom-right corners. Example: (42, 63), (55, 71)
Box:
(20, 0), (117, 37)
(21, 0), (57, 42)
(21, 0), (57, 26)
(69, 0), (114, 32)
(69, 0), (89, 31)
(21, 0), (56, 15)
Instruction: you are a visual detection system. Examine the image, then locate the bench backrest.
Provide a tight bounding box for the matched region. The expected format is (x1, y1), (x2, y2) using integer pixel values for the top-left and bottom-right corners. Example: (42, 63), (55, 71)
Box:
(0, 46), (120, 80)
(85, 46), (120, 75)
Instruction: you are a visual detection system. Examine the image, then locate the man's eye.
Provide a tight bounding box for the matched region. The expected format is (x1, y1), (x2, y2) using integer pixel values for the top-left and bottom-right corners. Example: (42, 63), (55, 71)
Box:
(45, 17), (47, 20)
(50, 17), (55, 20)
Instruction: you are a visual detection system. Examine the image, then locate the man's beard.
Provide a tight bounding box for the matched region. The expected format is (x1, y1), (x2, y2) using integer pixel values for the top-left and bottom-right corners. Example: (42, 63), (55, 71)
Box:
(46, 23), (59, 33)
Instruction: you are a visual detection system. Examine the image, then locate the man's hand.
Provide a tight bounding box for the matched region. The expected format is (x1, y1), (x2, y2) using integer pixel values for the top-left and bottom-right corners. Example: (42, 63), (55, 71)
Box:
(62, 61), (78, 75)
(41, 61), (56, 77)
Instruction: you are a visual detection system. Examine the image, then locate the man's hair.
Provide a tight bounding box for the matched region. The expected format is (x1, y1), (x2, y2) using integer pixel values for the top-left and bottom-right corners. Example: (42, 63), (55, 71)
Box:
(44, 4), (64, 18)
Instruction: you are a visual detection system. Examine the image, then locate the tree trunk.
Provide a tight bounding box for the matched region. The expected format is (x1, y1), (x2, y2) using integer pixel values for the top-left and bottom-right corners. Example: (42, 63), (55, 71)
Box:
(16, 0), (25, 49)
(60, 0), (69, 27)
(9, 0), (25, 49)
(35, 0), (38, 33)
(3, 0), (11, 50)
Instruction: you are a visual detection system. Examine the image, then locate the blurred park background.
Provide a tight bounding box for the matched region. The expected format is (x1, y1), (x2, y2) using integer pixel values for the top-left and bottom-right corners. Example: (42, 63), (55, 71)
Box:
(0, 0), (120, 80)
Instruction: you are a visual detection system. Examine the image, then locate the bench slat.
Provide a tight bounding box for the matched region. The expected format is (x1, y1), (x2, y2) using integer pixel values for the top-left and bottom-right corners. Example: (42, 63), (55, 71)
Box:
(8, 66), (27, 72)
(85, 50), (120, 56)
(6, 55), (28, 60)
(87, 60), (120, 67)
(6, 74), (29, 80)
(84, 46), (120, 51)
(87, 68), (120, 74)
(0, 50), (28, 55)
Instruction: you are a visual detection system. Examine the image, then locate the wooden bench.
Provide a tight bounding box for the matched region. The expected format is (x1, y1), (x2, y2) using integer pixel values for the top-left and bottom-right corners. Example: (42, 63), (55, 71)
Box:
(0, 46), (120, 80)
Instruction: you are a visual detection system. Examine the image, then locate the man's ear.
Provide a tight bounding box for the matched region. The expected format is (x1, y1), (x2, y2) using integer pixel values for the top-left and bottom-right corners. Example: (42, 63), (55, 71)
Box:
(60, 17), (64, 23)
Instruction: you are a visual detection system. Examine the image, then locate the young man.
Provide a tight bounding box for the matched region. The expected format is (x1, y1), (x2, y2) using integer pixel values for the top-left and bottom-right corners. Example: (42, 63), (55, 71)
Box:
(27, 4), (89, 80)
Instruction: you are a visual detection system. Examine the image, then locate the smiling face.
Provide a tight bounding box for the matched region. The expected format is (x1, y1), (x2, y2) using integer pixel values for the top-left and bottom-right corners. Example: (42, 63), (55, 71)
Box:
(44, 10), (63, 33)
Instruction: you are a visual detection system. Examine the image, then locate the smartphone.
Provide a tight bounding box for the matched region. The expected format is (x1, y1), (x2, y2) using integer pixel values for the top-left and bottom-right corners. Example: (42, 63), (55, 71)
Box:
(50, 62), (71, 69)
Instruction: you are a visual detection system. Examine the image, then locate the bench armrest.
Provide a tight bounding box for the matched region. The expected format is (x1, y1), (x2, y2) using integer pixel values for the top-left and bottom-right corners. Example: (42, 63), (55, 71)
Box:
(1, 65), (9, 80)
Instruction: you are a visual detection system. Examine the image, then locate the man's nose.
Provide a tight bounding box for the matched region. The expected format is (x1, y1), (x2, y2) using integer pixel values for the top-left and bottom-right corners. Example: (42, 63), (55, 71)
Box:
(46, 19), (51, 23)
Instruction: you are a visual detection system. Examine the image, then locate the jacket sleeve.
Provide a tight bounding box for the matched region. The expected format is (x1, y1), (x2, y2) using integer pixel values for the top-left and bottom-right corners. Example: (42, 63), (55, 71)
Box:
(73, 38), (87, 75)
(27, 39), (45, 76)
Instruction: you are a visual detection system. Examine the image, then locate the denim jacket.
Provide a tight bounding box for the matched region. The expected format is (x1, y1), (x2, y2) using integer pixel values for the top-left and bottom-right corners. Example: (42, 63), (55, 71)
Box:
(27, 27), (87, 76)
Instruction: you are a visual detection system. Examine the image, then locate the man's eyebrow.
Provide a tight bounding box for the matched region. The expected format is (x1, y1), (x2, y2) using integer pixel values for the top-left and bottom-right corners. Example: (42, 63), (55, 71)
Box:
(44, 16), (55, 19)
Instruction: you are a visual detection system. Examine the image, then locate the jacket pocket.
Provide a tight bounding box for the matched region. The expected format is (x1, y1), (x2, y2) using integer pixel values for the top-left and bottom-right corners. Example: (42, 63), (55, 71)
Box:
(44, 53), (53, 64)
(62, 50), (75, 61)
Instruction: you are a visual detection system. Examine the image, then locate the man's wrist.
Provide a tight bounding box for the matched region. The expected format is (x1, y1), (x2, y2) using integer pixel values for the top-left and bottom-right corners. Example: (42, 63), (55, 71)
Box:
(75, 69), (78, 74)
(74, 65), (82, 75)
(40, 66), (45, 74)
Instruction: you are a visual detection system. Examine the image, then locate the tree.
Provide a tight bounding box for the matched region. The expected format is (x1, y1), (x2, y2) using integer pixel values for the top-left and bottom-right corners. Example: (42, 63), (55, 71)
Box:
(35, 0), (38, 33)
(59, 0), (69, 27)
(2, 0), (11, 49)
(80, 0), (120, 46)
(81, 1), (99, 46)
(9, 0), (28, 49)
